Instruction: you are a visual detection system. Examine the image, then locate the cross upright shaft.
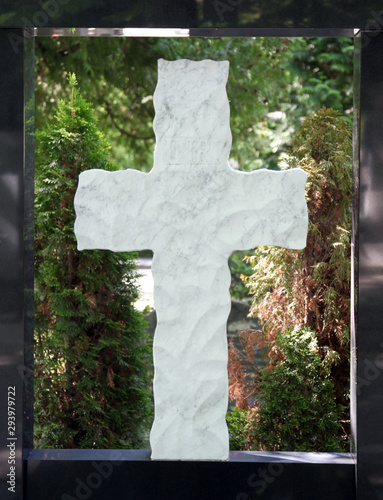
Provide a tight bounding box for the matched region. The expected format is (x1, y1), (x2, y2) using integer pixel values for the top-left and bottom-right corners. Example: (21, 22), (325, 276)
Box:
(74, 59), (308, 460)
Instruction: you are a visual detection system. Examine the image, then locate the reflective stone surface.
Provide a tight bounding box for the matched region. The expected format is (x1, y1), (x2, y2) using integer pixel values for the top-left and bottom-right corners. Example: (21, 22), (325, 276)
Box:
(350, 33), (360, 459)
(358, 32), (383, 500)
(23, 33), (35, 452)
(0, 0), (380, 29)
(25, 449), (355, 500)
(3, 2), (383, 496)
(0, 29), (25, 500)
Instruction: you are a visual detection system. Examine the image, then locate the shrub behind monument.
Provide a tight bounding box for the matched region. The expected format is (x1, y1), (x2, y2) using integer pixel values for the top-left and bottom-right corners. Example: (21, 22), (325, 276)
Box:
(228, 108), (352, 450)
(34, 74), (152, 448)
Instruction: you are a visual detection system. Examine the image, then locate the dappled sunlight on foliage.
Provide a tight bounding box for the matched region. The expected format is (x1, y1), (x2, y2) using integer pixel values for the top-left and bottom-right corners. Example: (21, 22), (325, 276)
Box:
(34, 75), (153, 449)
(228, 329), (347, 452)
(35, 37), (353, 173)
(228, 108), (352, 451)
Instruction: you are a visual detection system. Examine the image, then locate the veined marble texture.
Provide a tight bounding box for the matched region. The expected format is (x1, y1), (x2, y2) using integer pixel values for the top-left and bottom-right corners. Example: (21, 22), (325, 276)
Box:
(74, 58), (308, 461)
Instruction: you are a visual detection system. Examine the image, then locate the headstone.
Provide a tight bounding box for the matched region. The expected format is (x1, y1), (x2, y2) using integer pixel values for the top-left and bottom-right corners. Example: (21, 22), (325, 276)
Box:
(74, 59), (308, 460)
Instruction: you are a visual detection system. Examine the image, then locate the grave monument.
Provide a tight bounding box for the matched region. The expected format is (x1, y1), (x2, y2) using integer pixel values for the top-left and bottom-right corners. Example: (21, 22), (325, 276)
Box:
(74, 58), (308, 460)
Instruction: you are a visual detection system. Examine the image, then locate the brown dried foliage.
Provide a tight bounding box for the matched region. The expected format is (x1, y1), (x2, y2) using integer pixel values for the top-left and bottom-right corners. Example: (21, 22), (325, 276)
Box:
(228, 108), (352, 412)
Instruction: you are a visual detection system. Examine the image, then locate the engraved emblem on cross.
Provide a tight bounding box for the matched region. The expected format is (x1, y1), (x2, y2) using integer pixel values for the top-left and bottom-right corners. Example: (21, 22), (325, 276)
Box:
(74, 59), (308, 461)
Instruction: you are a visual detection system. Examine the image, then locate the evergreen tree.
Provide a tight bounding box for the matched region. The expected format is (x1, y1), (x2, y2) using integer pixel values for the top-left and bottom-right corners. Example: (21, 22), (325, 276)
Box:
(289, 38), (353, 117)
(34, 74), (152, 448)
(228, 329), (345, 452)
(228, 108), (352, 450)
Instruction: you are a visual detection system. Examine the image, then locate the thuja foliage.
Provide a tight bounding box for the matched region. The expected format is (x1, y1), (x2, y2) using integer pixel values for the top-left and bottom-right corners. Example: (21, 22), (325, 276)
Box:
(229, 250), (254, 300)
(228, 329), (344, 451)
(34, 74), (152, 448)
(227, 108), (352, 450)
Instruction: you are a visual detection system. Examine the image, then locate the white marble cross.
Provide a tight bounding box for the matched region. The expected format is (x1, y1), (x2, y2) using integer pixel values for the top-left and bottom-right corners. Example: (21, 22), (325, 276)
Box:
(74, 59), (308, 461)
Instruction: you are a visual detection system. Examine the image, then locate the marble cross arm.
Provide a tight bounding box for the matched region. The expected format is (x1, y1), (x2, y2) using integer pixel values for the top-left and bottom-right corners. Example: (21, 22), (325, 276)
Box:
(74, 168), (151, 252)
(213, 167), (308, 254)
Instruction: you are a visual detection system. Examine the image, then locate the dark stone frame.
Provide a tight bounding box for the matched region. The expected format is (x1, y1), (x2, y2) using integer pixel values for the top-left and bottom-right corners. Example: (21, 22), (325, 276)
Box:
(0, 3), (382, 497)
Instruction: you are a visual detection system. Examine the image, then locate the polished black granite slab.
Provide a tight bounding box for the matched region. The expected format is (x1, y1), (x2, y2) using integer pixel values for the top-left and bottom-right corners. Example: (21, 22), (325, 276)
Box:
(25, 448), (355, 463)
(25, 449), (355, 500)
(0, 0), (381, 30)
(1, 1), (383, 498)
(0, 29), (25, 500)
(357, 32), (383, 500)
